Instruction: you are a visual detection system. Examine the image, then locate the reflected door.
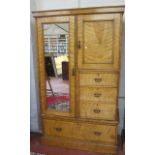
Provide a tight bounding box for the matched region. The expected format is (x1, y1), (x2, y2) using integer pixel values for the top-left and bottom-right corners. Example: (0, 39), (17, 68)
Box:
(37, 16), (75, 116)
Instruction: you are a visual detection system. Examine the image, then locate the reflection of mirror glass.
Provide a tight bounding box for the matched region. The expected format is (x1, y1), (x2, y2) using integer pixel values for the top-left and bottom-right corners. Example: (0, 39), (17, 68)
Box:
(43, 23), (69, 112)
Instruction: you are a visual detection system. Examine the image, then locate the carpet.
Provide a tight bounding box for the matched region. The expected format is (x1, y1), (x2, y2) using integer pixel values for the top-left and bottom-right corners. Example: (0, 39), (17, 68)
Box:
(46, 95), (69, 111)
(47, 95), (69, 104)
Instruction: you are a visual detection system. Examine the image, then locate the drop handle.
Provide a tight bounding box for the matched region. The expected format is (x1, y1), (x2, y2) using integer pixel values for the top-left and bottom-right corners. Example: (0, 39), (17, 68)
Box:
(94, 93), (101, 97)
(94, 131), (102, 136)
(93, 108), (101, 113)
(55, 127), (62, 132)
(94, 78), (102, 82)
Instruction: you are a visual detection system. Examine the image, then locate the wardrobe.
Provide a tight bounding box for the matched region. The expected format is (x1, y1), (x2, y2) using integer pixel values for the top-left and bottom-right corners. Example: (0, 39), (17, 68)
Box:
(33, 5), (124, 154)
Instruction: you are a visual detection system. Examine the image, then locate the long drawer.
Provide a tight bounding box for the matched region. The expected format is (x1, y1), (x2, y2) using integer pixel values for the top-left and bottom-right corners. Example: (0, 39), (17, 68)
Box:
(43, 119), (117, 144)
(79, 72), (118, 87)
(80, 87), (117, 103)
(80, 102), (116, 120)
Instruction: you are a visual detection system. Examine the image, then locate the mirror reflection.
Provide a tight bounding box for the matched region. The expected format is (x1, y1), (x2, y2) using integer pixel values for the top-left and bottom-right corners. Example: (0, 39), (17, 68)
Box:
(43, 23), (69, 112)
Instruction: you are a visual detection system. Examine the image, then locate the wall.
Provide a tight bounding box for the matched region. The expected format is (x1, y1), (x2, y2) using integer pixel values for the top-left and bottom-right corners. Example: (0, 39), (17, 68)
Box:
(30, 0), (125, 134)
(118, 17), (125, 134)
(30, 0), (41, 132)
(34, 0), (124, 10)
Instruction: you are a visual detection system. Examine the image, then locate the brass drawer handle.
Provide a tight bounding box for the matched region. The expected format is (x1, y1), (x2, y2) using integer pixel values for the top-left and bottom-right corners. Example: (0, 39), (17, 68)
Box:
(55, 127), (62, 132)
(94, 131), (102, 136)
(93, 108), (101, 113)
(94, 93), (101, 97)
(94, 78), (102, 82)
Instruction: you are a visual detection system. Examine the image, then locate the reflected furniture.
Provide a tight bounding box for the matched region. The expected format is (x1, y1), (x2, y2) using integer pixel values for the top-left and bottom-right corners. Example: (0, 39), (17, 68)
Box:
(33, 5), (124, 154)
(62, 61), (69, 80)
(45, 56), (55, 77)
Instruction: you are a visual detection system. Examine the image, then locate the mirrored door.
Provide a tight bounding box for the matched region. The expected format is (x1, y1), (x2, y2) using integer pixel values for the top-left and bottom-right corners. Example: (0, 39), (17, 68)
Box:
(37, 16), (75, 115)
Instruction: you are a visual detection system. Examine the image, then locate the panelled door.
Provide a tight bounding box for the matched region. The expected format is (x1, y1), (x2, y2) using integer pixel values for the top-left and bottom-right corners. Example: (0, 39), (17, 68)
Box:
(77, 14), (121, 71)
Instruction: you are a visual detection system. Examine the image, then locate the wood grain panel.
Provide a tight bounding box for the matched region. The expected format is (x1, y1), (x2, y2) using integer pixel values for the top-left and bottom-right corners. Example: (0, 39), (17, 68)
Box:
(84, 20), (113, 64)
(43, 119), (117, 144)
(80, 102), (116, 120)
(79, 72), (118, 87)
(77, 14), (121, 70)
(80, 87), (117, 103)
(68, 16), (76, 116)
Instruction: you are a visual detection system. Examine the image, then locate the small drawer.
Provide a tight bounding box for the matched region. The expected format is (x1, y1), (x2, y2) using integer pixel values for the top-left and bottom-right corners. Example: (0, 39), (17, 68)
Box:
(80, 87), (117, 103)
(80, 102), (116, 120)
(79, 72), (118, 87)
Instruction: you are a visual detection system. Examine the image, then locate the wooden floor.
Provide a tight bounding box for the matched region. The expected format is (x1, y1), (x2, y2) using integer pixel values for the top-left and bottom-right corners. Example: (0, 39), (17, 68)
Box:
(30, 133), (125, 155)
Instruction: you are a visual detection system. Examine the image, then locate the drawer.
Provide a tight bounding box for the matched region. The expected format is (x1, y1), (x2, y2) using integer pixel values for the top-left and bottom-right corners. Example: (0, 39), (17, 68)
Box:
(80, 102), (116, 120)
(43, 119), (117, 144)
(43, 119), (76, 138)
(80, 87), (117, 103)
(79, 72), (118, 87)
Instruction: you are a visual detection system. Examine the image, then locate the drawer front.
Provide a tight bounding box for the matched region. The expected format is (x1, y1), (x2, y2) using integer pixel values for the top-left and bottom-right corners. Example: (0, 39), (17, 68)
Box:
(79, 123), (117, 144)
(80, 87), (117, 103)
(43, 119), (117, 144)
(43, 119), (77, 139)
(79, 72), (118, 87)
(80, 102), (116, 120)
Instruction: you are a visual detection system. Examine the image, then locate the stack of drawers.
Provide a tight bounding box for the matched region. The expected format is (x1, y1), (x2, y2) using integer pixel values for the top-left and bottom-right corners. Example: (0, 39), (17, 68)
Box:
(79, 71), (118, 121)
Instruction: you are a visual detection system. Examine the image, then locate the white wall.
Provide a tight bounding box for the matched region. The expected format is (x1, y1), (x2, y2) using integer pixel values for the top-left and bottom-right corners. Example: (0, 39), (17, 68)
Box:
(33, 0), (125, 10)
(30, 0), (41, 132)
(35, 0), (78, 10)
(30, 0), (125, 134)
(79, 0), (124, 7)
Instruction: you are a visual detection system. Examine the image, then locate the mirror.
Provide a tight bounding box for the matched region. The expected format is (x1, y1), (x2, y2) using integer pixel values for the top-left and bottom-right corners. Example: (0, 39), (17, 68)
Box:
(43, 23), (69, 112)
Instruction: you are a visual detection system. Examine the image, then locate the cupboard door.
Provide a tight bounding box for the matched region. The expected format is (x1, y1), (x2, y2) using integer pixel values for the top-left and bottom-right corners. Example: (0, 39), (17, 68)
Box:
(36, 16), (75, 116)
(77, 14), (122, 71)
